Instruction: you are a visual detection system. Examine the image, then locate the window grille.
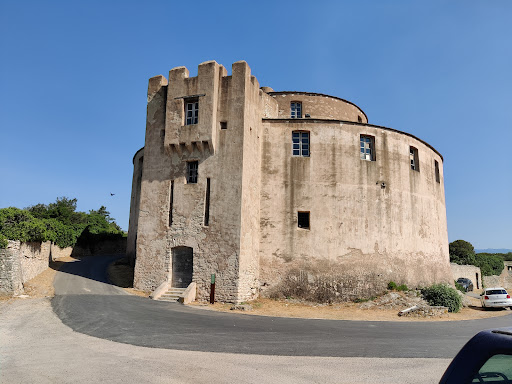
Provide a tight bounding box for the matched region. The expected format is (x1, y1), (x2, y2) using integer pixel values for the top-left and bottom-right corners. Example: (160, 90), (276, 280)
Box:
(187, 161), (198, 183)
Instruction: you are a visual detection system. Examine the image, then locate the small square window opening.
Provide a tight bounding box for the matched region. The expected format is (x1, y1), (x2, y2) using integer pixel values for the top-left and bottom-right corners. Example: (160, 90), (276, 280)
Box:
(187, 161), (198, 183)
(220, 121), (227, 130)
(298, 211), (310, 229)
(292, 131), (310, 157)
(291, 102), (302, 118)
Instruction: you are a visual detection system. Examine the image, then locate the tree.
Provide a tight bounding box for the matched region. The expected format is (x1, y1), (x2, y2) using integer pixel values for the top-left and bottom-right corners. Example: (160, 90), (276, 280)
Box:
(475, 253), (505, 276)
(449, 240), (477, 265)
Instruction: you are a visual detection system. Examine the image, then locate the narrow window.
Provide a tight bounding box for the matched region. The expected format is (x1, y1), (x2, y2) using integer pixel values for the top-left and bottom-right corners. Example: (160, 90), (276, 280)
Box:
(204, 178), (210, 226)
(410, 146), (420, 171)
(220, 121), (227, 130)
(360, 135), (375, 161)
(298, 211), (310, 229)
(434, 160), (440, 183)
(292, 131), (310, 157)
(187, 161), (198, 183)
(291, 102), (302, 118)
(168, 180), (174, 226)
(358, 115), (362, 123)
(185, 98), (199, 125)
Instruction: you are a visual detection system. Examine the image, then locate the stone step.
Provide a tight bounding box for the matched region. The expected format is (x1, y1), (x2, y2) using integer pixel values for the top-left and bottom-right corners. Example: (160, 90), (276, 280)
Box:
(157, 287), (187, 302)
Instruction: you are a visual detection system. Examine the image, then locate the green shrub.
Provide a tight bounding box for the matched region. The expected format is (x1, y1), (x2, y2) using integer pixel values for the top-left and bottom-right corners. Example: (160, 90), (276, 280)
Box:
(0, 234), (7, 249)
(421, 284), (462, 313)
(0, 198), (125, 249)
(475, 253), (504, 276)
(454, 280), (465, 292)
(387, 281), (397, 290)
(396, 284), (409, 292)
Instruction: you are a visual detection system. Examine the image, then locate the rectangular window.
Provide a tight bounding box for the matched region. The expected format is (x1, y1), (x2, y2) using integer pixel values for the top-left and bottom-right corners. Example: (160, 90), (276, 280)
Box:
(187, 161), (198, 183)
(360, 135), (375, 161)
(291, 102), (302, 118)
(185, 99), (199, 125)
(434, 160), (440, 183)
(220, 121), (227, 130)
(292, 131), (310, 157)
(298, 211), (310, 229)
(168, 180), (174, 226)
(204, 178), (210, 226)
(410, 146), (419, 171)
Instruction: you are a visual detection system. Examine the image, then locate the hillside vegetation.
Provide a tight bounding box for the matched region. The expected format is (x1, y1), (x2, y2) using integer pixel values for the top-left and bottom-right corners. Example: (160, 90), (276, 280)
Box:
(449, 239), (507, 276)
(0, 197), (125, 249)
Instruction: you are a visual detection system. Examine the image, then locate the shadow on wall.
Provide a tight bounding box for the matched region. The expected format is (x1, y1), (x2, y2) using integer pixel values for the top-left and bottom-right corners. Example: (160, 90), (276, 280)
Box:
(70, 228), (127, 258)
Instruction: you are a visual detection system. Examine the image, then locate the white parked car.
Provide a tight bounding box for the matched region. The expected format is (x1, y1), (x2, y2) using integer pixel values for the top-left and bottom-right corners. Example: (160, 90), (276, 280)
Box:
(481, 287), (512, 309)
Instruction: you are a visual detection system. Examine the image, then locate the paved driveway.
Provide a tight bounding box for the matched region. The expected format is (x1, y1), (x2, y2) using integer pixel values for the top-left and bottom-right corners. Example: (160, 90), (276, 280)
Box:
(52, 256), (512, 358)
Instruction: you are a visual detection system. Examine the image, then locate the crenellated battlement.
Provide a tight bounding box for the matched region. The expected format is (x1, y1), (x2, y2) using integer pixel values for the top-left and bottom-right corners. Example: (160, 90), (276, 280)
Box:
(156, 60), (263, 157)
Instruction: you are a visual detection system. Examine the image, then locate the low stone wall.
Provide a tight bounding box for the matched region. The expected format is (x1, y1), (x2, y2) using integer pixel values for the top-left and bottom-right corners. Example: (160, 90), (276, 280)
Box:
(483, 264), (512, 290)
(0, 238), (127, 296)
(1, 240), (50, 295)
(20, 241), (51, 283)
(483, 275), (501, 288)
(0, 241), (23, 295)
(450, 263), (482, 291)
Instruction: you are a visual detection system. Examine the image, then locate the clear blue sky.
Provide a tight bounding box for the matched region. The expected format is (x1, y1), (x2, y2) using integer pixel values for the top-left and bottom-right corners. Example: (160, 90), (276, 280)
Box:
(1, 1), (510, 249)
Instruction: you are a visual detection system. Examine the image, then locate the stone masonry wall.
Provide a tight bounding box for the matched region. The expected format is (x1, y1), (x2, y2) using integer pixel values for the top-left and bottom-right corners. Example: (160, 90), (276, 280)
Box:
(0, 240), (49, 295)
(0, 238), (126, 296)
(482, 261), (512, 290)
(19, 241), (51, 283)
(0, 241), (23, 295)
(451, 263), (482, 291)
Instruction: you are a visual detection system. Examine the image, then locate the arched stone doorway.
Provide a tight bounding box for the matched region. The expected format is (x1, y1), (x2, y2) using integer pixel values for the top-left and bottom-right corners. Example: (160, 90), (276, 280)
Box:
(171, 246), (193, 288)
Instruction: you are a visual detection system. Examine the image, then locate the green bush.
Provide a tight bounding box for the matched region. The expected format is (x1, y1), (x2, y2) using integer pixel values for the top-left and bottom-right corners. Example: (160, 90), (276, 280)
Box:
(387, 281), (397, 290)
(0, 234), (7, 249)
(0, 198), (125, 249)
(388, 281), (408, 291)
(454, 280), (465, 292)
(421, 284), (462, 313)
(475, 253), (505, 276)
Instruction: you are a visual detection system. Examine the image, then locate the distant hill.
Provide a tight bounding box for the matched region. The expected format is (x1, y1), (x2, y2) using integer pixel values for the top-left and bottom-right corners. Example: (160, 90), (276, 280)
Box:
(475, 249), (512, 254)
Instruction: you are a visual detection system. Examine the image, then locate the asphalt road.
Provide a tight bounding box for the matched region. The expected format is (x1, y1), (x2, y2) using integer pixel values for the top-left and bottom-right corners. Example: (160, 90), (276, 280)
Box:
(52, 256), (512, 359)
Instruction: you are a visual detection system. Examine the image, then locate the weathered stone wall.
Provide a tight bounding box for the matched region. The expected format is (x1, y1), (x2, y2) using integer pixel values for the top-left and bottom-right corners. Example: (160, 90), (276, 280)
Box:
(0, 241), (23, 295)
(259, 119), (451, 300)
(451, 263), (482, 290)
(0, 238), (126, 296)
(1, 240), (50, 296)
(19, 241), (51, 282)
(267, 92), (367, 123)
(126, 148), (144, 263)
(482, 261), (512, 290)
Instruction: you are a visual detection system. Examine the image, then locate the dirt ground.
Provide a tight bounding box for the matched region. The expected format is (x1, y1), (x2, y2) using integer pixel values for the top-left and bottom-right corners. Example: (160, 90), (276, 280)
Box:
(4, 257), (510, 322)
(189, 296), (511, 322)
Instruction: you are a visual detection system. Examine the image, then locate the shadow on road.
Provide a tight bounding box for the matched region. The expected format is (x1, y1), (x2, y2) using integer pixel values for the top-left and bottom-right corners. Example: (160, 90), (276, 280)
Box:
(50, 255), (126, 287)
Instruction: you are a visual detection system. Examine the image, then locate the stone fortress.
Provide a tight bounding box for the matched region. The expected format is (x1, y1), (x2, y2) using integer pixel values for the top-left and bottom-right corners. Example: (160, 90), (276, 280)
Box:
(127, 60), (453, 303)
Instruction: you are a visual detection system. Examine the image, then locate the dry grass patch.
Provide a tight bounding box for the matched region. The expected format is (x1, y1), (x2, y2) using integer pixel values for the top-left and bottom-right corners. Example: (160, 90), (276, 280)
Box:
(190, 296), (511, 322)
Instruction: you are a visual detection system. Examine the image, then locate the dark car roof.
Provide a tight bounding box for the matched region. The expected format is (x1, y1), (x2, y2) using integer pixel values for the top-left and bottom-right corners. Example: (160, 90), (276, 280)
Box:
(440, 328), (512, 383)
